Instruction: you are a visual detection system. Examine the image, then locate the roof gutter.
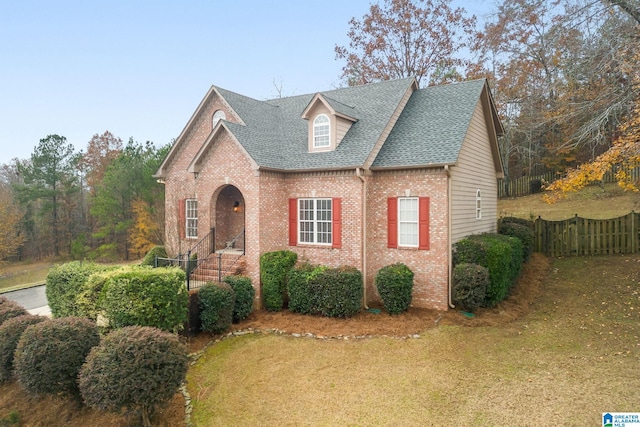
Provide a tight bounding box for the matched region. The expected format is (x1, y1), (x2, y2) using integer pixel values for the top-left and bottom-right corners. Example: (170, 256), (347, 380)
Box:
(356, 167), (369, 310)
(445, 164), (455, 309)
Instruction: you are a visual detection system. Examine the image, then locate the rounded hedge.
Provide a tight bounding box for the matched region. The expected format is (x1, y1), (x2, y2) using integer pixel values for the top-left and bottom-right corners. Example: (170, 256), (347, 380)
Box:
(14, 317), (100, 396)
(452, 263), (489, 311)
(198, 282), (235, 334)
(100, 266), (188, 332)
(260, 250), (297, 312)
(499, 221), (534, 263)
(375, 263), (414, 314)
(0, 314), (46, 383)
(79, 326), (188, 427)
(287, 263), (327, 315)
(223, 275), (255, 322)
(0, 299), (28, 326)
(313, 266), (363, 318)
(140, 245), (168, 266)
(46, 261), (103, 318)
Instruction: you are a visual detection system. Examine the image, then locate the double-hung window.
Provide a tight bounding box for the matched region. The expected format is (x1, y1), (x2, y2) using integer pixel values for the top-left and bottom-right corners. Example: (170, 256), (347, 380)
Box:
(299, 198), (332, 245)
(398, 197), (419, 247)
(387, 196), (430, 250)
(185, 199), (198, 239)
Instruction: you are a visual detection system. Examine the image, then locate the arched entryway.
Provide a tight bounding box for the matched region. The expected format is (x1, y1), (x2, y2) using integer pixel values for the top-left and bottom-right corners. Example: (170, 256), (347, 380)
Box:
(211, 185), (245, 252)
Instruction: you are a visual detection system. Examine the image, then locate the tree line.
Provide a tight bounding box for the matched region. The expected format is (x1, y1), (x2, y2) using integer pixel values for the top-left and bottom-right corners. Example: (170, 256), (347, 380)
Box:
(0, 132), (168, 261)
(336, 0), (640, 193)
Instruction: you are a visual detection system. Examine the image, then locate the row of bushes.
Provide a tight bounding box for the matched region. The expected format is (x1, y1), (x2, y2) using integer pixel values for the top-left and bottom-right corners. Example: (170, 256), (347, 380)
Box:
(0, 305), (187, 427)
(452, 217), (534, 310)
(197, 275), (255, 334)
(46, 262), (189, 332)
(260, 250), (415, 317)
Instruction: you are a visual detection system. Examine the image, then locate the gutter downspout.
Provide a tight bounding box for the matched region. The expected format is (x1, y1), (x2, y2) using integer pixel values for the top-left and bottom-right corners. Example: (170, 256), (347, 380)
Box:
(356, 167), (369, 309)
(445, 165), (455, 309)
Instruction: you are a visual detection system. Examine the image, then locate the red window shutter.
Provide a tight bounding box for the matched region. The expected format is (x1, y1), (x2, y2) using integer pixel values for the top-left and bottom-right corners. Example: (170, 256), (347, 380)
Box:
(288, 198), (297, 246)
(418, 197), (430, 250)
(387, 197), (398, 248)
(332, 198), (342, 249)
(178, 199), (186, 239)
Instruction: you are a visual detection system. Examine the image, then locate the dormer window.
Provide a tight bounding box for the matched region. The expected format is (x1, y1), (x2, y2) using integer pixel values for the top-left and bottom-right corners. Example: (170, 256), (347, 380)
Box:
(212, 110), (226, 127)
(313, 114), (330, 148)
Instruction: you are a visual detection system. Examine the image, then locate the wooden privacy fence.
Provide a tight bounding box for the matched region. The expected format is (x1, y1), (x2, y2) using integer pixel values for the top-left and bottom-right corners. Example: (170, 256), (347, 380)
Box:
(534, 212), (640, 256)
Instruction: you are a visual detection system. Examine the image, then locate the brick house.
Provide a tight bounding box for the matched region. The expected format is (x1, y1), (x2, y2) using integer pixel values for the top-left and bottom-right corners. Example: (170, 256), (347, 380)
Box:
(154, 77), (504, 311)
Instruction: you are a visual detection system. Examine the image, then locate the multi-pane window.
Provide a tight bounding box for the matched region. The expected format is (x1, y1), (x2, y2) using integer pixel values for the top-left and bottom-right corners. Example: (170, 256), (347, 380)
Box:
(398, 197), (418, 247)
(313, 114), (330, 148)
(299, 198), (332, 244)
(476, 189), (482, 220)
(186, 199), (198, 239)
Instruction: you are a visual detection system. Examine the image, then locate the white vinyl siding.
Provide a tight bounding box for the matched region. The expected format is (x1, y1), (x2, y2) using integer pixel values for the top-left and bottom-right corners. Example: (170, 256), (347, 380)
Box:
(450, 100), (498, 242)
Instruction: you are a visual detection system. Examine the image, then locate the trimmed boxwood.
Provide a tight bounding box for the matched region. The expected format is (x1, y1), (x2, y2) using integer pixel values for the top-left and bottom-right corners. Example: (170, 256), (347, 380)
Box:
(76, 266), (124, 321)
(453, 233), (523, 307)
(46, 261), (104, 318)
(287, 264), (327, 315)
(0, 298), (28, 326)
(375, 263), (414, 314)
(198, 282), (235, 334)
(0, 314), (46, 383)
(100, 266), (188, 332)
(140, 245), (168, 266)
(223, 275), (255, 322)
(313, 266), (363, 318)
(452, 263), (489, 311)
(13, 317), (100, 396)
(260, 250), (297, 312)
(78, 326), (188, 427)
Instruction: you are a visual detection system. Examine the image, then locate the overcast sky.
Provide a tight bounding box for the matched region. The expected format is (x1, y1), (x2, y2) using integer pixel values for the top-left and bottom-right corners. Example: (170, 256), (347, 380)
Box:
(0, 0), (489, 165)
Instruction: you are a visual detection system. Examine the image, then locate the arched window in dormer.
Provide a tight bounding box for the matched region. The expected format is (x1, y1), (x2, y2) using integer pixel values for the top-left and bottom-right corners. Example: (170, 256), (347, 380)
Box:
(212, 110), (226, 128)
(313, 114), (330, 148)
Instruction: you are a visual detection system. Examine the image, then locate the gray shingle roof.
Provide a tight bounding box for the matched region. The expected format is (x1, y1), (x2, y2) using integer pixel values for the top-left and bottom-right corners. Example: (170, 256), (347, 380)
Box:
(215, 78), (415, 170)
(372, 79), (486, 168)
(212, 77), (487, 171)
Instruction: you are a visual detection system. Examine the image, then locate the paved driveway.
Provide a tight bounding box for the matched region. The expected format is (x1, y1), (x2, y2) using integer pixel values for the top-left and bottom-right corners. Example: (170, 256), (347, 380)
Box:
(2, 285), (51, 315)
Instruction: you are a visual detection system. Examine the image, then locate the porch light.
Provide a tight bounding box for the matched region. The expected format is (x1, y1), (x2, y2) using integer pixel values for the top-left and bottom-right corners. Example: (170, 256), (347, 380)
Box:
(233, 201), (240, 212)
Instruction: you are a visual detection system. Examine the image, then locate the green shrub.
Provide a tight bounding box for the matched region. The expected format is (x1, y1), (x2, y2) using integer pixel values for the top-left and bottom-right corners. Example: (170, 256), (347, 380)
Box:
(0, 299), (27, 326)
(14, 317), (100, 396)
(46, 261), (103, 318)
(0, 314), (46, 383)
(499, 221), (534, 262)
(223, 275), (255, 322)
(260, 250), (297, 312)
(140, 245), (168, 266)
(313, 266), (363, 318)
(287, 264), (327, 315)
(499, 216), (534, 229)
(452, 263), (489, 311)
(375, 263), (414, 314)
(75, 266), (124, 321)
(453, 233), (523, 307)
(198, 282), (235, 334)
(78, 326), (188, 427)
(100, 267), (188, 332)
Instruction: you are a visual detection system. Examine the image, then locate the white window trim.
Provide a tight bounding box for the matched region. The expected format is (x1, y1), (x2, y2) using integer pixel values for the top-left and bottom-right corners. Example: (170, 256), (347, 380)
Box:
(186, 199), (198, 239)
(313, 114), (330, 148)
(398, 197), (418, 248)
(476, 189), (482, 220)
(298, 198), (332, 245)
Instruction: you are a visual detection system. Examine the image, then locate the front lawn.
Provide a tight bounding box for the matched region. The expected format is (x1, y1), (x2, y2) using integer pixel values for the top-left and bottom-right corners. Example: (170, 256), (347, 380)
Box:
(188, 254), (640, 426)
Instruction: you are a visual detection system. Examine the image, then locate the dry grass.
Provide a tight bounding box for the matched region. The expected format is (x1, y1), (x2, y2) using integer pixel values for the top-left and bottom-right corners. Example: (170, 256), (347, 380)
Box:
(0, 260), (55, 292)
(187, 253), (640, 426)
(498, 182), (640, 220)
